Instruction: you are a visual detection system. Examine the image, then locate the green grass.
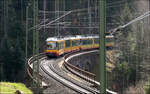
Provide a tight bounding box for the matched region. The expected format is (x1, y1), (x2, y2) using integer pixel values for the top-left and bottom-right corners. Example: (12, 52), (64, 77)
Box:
(145, 80), (150, 94)
(0, 82), (33, 94)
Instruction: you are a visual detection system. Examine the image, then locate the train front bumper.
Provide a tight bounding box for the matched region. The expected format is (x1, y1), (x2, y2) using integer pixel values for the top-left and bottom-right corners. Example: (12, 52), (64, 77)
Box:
(45, 50), (59, 57)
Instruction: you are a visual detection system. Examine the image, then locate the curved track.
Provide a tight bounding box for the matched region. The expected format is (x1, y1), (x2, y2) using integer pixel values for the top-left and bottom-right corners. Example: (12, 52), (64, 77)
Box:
(27, 50), (117, 94)
(40, 59), (95, 93)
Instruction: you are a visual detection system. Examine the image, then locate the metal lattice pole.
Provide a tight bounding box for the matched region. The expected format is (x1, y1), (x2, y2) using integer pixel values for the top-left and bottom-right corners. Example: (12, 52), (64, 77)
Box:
(99, 0), (106, 93)
(88, 0), (92, 35)
(32, 0), (36, 88)
(33, 0), (39, 92)
(26, 3), (29, 69)
(4, 0), (8, 38)
(25, 4), (29, 87)
(43, 0), (46, 32)
(55, 0), (60, 37)
(21, 0), (23, 24)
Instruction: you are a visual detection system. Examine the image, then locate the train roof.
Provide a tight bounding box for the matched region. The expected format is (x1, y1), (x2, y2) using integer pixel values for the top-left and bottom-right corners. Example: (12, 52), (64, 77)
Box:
(106, 35), (114, 38)
(46, 37), (62, 41)
(46, 35), (113, 42)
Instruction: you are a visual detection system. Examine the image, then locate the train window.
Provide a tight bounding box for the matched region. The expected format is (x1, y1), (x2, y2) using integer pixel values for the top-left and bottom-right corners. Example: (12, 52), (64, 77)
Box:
(82, 39), (88, 45)
(106, 38), (113, 43)
(47, 42), (57, 50)
(105, 32), (110, 35)
(59, 41), (65, 49)
(81, 39), (92, 45)
(88, 39), (92, 44)
(82, 39), (87, 45)
(94, 38), (99, 44)
(66, 40), (70, 48)
(72, 40), (80, 46)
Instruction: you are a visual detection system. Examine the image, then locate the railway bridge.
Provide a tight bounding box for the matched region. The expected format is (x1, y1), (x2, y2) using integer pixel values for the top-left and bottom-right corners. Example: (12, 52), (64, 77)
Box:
(27, 50), (117, 94)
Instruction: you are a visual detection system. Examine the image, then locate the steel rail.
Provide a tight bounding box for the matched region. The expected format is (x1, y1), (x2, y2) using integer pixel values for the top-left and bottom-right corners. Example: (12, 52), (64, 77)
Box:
(64, 51), (97, 84)
(63, 50), (118, 94)
(27, 53), (46, 86)
(27, 51), (117, 94)
(50, 62), (99, 93)
(27, 53), (98, 93)
(40, 62), (94, 94)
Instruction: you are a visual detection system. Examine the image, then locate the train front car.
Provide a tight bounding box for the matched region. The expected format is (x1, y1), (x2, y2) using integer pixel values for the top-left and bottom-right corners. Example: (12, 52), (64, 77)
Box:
(45, 37), (59, 57)
(106, 35), (114, 49)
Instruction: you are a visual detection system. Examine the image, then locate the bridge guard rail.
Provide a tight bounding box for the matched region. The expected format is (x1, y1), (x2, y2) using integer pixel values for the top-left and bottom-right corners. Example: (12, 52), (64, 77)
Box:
(27, 53), (45, 87)
(64, 52), (97, 86)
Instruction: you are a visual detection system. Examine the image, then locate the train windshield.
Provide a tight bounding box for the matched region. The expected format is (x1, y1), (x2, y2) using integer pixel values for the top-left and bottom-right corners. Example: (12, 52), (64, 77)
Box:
(106, 37), (114, 42)
(47, 42), (57, 50)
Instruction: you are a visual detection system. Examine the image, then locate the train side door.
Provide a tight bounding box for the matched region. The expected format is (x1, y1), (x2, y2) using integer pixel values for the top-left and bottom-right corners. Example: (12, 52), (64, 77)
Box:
(58, 41), (65, 55)
(65, 40), (71, 53)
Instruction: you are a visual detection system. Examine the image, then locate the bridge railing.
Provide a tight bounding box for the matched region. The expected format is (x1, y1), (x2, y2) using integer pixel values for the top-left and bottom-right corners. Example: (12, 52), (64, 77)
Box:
(27, 51), (97, 86)
(64, 52), (97, 86)
(27, 53), (45, 86)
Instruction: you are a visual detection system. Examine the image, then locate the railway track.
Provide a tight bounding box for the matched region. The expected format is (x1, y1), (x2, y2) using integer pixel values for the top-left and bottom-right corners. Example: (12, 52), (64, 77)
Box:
(27, 50), (117, 94)
(40, 60), (96, 93)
